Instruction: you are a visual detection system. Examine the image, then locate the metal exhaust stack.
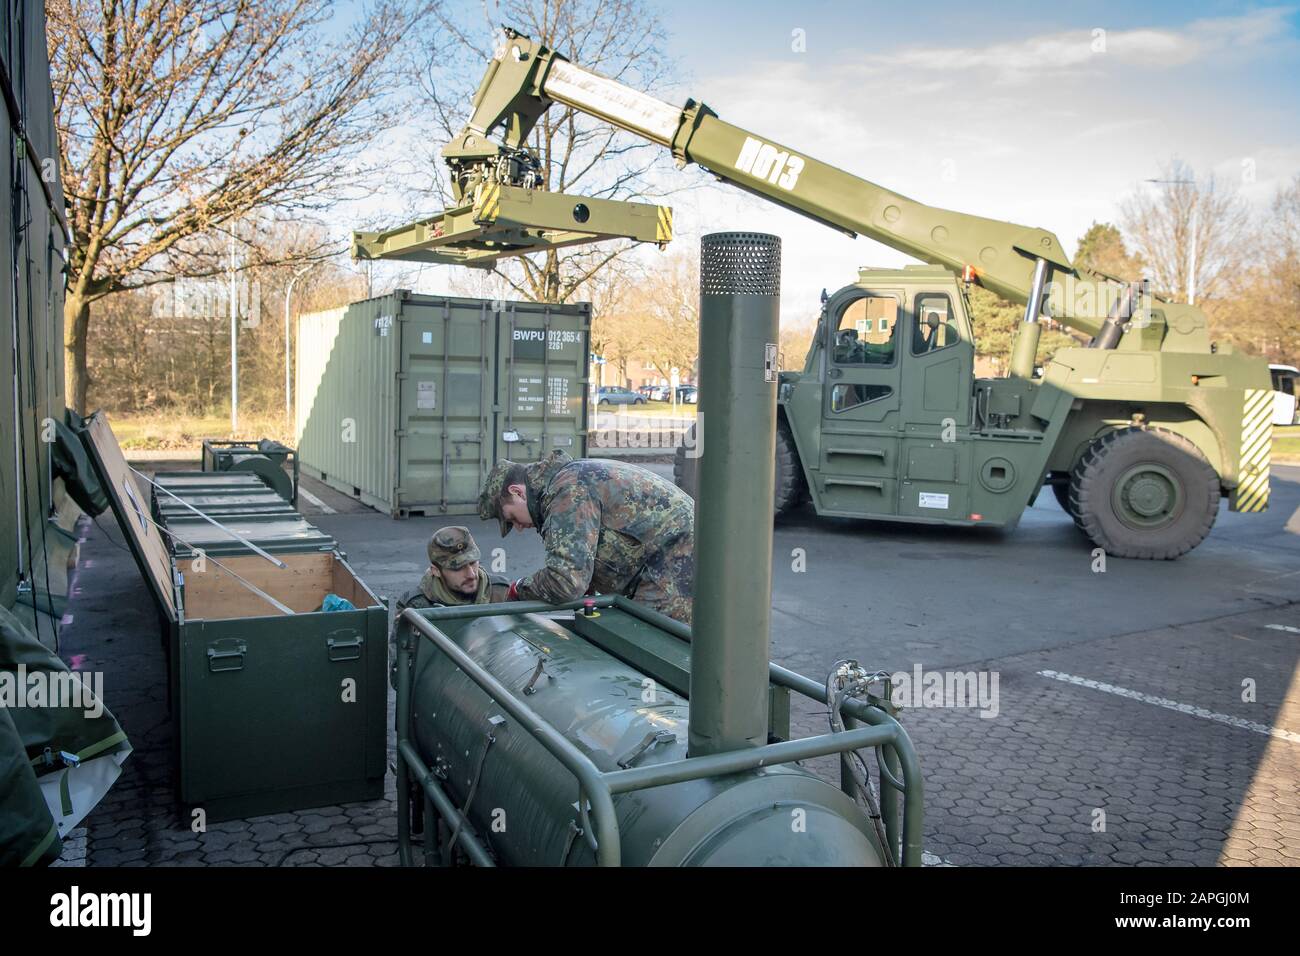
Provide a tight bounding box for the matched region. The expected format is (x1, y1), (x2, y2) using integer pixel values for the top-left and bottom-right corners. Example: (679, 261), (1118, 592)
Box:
(688, 232), (781, 757)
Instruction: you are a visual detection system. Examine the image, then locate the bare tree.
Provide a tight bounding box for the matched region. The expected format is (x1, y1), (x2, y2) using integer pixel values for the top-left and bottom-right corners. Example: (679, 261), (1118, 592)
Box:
(48, 0), (439, 411)
(1261, 176), (1300, 364)
(1120, 159), (1250, 305)
(779, 319), (817, 371)
(584, 257), (649, 386)
(637, 253), (698, 382)
(414, 0), (688, 304)
(1208, 174), (1300, 364)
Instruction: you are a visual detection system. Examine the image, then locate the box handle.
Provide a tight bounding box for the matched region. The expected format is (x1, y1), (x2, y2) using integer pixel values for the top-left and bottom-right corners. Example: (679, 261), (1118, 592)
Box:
(327, 630), (363, 662)
(207, 639), (247, 673)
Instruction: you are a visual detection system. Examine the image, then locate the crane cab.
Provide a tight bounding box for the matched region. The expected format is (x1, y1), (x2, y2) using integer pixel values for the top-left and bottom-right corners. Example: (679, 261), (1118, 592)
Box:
(781, 265), (995, 524)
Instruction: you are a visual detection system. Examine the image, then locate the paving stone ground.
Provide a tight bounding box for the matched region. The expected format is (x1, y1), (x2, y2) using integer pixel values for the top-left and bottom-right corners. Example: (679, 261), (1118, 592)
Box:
(54, 461), (1300, 866)
(790, 601), (1300, 866)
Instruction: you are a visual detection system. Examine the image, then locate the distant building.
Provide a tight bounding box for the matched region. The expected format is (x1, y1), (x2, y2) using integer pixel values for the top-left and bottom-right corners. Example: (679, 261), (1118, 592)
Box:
(599, 356), (696, 389)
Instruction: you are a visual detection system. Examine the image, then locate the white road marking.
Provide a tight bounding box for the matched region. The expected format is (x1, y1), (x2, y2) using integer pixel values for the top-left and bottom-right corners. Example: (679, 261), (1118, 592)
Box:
(1038, 670), (1300, 745)
(1265, 624), (1300, 634)
(922, 851), (956, 867)
(297, 487), (335, 514)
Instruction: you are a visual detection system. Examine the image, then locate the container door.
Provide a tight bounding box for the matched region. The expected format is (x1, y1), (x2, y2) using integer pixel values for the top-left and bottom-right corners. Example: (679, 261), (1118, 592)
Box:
(817, 290), (903, 516)
(494, 302), (591, 464)
(396, 297), (492, 513)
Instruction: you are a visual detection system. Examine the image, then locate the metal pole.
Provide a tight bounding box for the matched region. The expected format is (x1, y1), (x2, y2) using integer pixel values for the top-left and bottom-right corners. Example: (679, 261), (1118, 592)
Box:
(229, 233), (238, 433)
(688, 232), (781, 757)
(285, 266), (310, 429)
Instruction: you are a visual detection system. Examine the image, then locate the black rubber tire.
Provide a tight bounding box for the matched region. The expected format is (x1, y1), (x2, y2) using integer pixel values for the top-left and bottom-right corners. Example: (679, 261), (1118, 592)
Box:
(673, 419), (806, 516)
(1069, 426), (1219, 559)
(673, 423), (699, 499)
(773, 420), (806, 515)
(1050, 477), (1084, 529)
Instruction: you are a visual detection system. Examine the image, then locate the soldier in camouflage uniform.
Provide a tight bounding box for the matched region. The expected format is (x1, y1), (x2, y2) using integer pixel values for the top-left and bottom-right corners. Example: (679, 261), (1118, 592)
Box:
(396, 526), (508, 612)
(477, 451), (695, 624)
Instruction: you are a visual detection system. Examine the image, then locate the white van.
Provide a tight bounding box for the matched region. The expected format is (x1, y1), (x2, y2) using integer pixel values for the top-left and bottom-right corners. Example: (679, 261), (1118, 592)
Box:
(1270, 364), (1299, 426)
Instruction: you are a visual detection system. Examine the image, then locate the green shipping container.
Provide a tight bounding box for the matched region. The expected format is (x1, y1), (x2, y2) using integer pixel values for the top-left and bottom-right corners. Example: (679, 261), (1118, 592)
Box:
(295, 291), (591, 517)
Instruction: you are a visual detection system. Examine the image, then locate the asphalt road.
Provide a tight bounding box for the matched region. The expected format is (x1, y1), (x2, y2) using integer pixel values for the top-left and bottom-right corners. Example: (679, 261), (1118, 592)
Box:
(303, 460), (1300, 866)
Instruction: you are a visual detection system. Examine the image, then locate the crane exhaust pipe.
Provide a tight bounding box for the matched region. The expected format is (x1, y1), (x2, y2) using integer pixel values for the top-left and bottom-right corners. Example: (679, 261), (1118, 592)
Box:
(688, 233), (781, 757)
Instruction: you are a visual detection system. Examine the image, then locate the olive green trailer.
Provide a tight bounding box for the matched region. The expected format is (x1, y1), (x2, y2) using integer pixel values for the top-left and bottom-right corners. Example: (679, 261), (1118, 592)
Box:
(295, 291), (591, 518)
(79, 414), (388, 822)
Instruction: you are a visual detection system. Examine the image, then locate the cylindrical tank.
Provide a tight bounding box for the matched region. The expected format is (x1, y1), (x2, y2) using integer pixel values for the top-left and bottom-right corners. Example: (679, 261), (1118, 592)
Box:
(410, 611), (886, 866)
(689, 232), (781, 756)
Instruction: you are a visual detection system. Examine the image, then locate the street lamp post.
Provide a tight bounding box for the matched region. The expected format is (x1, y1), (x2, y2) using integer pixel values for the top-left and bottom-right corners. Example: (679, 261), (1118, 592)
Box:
(284, 265), (313, 429)
(229, 232), (239, 433)
(1145, 177), (1198, 305)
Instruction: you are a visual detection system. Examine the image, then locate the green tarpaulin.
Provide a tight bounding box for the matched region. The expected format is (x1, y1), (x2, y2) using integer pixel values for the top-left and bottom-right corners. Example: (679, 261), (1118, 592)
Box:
(0, 605), (131, 866)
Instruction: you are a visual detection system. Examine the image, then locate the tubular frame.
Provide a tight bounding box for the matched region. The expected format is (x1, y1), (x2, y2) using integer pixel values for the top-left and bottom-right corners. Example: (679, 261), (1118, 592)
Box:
(394, 596), (924, 867)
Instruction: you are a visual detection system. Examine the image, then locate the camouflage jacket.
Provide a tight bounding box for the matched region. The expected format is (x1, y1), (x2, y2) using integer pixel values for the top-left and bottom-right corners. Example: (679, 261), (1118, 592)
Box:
(516, 452), (694, 605)
(396, 568), (508, 612)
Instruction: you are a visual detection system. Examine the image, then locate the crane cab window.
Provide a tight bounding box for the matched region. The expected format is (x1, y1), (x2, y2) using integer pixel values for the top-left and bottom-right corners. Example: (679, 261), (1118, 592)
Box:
(912, 294), (959, 354)
(834, 296), (899, 366)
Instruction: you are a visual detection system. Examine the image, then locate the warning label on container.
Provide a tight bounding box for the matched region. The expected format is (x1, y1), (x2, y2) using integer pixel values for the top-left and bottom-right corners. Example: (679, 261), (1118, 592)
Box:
(417, 381), (437, 410)
(918, 492), (949, 510)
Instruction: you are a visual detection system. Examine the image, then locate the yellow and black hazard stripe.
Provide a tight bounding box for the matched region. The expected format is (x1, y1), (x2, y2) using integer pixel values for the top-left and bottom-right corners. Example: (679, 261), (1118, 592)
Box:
(475, 182), (502, 223)
(656, 205), (673, 243)
(1233, 387), (1272, 512)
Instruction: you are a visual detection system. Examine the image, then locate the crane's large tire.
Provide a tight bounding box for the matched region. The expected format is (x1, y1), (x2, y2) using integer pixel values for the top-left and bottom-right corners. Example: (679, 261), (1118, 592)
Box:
(673, 424), (700, 499)
(673, 420), (806, 516)
(1069, 426), (1219, 559)
(1050, 478), (1084, 529)
(773, 420), (806, 515)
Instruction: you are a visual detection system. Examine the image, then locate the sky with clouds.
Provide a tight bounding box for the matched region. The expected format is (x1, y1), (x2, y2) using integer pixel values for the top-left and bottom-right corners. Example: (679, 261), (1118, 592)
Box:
(352, 1), (1300, 325)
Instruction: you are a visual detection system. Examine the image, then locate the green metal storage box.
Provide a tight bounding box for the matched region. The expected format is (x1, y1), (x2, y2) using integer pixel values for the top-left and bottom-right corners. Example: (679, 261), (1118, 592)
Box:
(153, 472), (297, 520)
(80, 414), (388, 822)
(295, 290), (591, 517)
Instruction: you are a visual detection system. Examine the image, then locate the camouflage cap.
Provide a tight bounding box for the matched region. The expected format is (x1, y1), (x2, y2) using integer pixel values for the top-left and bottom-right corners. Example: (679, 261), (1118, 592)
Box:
(427, 526), (481, 570)
(478, 459), (522, 537)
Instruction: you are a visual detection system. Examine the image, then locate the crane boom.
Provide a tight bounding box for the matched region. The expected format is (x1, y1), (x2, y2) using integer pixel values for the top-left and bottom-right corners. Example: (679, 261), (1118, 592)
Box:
(441, 28), (1118, 336)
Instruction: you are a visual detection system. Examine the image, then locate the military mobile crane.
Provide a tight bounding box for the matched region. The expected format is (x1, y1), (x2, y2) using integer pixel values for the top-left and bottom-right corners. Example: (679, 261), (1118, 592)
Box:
(355, 28), (1273, 559)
